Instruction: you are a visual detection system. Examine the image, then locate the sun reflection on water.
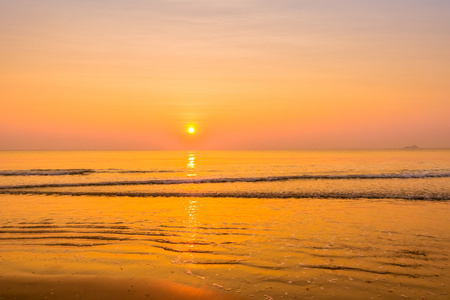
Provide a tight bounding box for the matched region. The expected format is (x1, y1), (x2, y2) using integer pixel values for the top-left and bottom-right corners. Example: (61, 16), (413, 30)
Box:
(186, 152), (196, 177)
(185, 199), (199, 248)
(184, 152), (199, 252)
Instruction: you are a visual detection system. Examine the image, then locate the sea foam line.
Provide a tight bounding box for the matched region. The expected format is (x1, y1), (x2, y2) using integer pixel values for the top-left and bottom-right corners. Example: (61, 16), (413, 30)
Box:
(0, 169), (176, 176)
(0, 169), (94, 176)
(0, 172), (448, 190)
(0, 190), (448, 200)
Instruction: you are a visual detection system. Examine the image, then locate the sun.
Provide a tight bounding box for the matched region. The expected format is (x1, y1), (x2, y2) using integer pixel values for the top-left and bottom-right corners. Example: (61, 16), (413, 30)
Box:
(187, 126), (195, 134)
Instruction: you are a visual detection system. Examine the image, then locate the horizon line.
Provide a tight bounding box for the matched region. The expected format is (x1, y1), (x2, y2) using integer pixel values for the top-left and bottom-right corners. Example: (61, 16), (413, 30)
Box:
(1, 148), (449, 152)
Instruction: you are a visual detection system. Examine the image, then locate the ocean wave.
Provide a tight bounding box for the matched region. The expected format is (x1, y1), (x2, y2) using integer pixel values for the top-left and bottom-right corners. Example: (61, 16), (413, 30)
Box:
(0, 169), (177, 176)
(34, 243), (110, 247)
(113, 170), (177, 174)
(0, 190), (448, 200)
(0, 172), (449, 190)
(0, 169), (94, 176)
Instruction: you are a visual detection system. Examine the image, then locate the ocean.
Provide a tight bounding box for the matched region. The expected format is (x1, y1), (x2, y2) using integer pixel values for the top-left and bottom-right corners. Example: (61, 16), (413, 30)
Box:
(0, 150), (449, 299)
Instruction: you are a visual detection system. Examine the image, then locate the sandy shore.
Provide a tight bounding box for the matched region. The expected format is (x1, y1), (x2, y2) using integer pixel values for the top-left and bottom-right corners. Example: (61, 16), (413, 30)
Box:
(1, 192), (449, 299)
(0, 275), (249, 300)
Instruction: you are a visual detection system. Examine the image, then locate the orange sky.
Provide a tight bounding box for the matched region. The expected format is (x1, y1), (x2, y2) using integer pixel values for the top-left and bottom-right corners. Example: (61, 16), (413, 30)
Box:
(1, 0), (449, 150)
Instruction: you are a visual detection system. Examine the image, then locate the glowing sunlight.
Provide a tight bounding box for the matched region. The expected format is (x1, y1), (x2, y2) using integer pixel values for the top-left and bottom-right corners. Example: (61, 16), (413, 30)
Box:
(187, 126), (195, 134)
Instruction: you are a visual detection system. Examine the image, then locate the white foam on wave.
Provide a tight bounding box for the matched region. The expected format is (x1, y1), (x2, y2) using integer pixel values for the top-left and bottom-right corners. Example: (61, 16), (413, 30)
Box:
(0, 169), (93, 176)
(0, 171), (448, 189)
(0, 189), (448, 200)
(0, 169), (180, 176)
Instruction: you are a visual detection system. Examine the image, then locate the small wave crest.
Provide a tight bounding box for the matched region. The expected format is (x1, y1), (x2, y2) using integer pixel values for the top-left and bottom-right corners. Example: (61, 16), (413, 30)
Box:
(0, 190), (448, 200)
(0, 168), (178, 176)
(0, 172), (448, 189)
(100, 169), (177, 174)
(0, 169), (94, 176)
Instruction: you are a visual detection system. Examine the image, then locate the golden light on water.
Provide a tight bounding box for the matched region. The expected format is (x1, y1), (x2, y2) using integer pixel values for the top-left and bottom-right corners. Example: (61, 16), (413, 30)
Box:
(186, 152), (196, 177)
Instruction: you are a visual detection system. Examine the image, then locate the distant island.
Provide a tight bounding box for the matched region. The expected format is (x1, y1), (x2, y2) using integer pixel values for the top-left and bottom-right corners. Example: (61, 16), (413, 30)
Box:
(403, 145), (419, 150)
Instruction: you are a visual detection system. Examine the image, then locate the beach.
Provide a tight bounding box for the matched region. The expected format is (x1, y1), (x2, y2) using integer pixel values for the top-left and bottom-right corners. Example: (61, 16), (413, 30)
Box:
(2, 0), (450, 298)
(0, 275), (251, 300)
(1, 151), (449, 299)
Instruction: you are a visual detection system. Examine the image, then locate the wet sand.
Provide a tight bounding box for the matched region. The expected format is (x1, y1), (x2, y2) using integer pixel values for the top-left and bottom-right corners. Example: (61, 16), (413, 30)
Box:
(1, 194), (449, 299)
(0, 275), (249, 300)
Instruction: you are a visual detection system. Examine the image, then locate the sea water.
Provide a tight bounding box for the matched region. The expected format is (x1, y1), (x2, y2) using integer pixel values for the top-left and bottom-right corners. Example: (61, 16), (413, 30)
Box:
(0, 150), (449, 299)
